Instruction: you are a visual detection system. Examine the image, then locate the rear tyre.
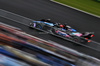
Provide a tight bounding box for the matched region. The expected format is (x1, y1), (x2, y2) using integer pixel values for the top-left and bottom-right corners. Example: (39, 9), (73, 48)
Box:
(51, 28), (57, 34)
(74, 37), (80, 42)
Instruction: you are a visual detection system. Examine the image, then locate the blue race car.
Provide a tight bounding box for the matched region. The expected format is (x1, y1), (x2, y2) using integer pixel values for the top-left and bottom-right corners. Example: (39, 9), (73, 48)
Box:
(29, 19), (94, 43)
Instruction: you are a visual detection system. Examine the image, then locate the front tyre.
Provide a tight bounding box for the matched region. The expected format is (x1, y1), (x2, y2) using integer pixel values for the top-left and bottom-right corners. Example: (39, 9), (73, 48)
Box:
(36, 24), (43, 29)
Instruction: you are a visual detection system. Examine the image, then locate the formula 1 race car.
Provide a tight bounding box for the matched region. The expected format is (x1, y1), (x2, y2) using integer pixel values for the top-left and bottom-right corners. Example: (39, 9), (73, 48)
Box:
(29, 19), (94, 43)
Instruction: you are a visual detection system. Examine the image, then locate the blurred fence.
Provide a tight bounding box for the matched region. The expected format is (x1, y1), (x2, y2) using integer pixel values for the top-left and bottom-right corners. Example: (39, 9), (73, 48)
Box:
(0, 9), (100, 66)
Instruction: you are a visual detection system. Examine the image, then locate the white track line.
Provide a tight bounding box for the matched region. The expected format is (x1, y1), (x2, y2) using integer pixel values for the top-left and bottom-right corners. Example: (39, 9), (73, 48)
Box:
(0, 9), (32, 21)
(50, 0), (100, 18)
(0, 15), (28, 26)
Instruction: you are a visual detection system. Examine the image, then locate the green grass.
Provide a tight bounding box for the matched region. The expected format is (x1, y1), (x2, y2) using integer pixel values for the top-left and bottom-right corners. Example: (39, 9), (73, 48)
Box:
(54, 0), (100, 16)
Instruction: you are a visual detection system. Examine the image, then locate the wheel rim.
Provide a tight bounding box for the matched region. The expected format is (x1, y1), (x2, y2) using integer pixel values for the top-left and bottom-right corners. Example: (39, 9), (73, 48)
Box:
(36, 25), (41, 29)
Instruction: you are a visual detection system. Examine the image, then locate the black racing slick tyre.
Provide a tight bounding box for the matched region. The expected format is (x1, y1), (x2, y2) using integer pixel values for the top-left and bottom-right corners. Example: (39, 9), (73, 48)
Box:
(73, 37), (80, 42)
(36, 24), (43, 29)
(51, 28), (57, 34)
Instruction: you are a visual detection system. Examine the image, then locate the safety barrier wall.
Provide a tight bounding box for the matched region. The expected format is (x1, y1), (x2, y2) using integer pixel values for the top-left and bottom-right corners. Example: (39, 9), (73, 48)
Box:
(0, 9), (100, 66)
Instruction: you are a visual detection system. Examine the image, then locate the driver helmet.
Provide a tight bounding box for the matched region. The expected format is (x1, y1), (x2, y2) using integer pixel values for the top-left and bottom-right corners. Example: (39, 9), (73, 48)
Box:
(60, 24), (63, 28)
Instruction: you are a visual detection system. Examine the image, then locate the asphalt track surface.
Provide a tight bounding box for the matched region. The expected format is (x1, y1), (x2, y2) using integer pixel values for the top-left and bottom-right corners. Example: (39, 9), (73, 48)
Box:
(0, 0), (100, 59)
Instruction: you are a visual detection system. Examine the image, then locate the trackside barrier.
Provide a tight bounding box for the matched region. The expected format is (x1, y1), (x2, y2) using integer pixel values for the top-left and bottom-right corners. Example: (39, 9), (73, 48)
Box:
(0, 46), (50, 66)
(48, 40), (100, 66)
(0, 23), (100, 66)
(0, 9), (100, 66)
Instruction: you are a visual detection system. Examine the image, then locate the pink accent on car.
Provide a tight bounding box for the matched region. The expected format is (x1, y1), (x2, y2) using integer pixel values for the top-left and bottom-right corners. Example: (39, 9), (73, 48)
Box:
(33, 23), (36, 27)
(55, 31), (58, 33)
(75, 33), (82, 37)
(72, 33), (82, 37)
(66, 35), (69, 37)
